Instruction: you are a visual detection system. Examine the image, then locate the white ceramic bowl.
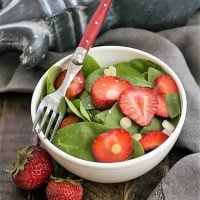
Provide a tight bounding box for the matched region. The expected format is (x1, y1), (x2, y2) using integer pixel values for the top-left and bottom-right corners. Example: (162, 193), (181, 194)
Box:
(31, 46), (187, 183)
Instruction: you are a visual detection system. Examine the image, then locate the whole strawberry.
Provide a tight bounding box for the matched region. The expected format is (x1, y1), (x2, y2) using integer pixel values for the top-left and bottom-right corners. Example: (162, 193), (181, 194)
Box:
(9, 146), (53, 190)
(46, 177), (83, 200)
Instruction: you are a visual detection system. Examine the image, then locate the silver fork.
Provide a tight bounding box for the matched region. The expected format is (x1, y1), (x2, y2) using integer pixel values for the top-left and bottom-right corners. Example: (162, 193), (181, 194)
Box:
(32, 0), (112, 141)
(32, 47), (87, 141)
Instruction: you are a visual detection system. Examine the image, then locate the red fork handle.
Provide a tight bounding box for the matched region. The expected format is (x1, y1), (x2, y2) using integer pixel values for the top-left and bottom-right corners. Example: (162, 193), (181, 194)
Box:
(78, 0), (112, 50)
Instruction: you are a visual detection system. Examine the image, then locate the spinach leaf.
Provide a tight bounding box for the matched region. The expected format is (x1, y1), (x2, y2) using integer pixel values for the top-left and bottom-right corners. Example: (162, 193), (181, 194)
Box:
(79, 90), (90, 99)
(65, 98), (91, 121)
(141, 72), (148, 80)
(39, 80), (47, 101)
(131, 139), (145, 158)
(66, 98), (91, 122)
(81, 96), (95, 110)
(95, 110), (109, 123)
(114, 62), (142, 76)
(148, 67), (163, 84)
(140, 117), (162, 134)
(79, 91), (95, 109)
(79, 100), (91, 122)
(66, 107), (73, 115)
(114, 62), (132, 68)
(129, 59), (149, 73)
(104, 104), (122, 128)
(85, 68), (104, 92)
(46, 66), (61, 94)
(65, 98), (87, 121)
(71, 99), (80, 109)
(104, 103), (140, 135)
(166, 93), (181, 118)
(82, 55), (101, 76)
(91, 116), (104, 124)
(129, 59), (165, 73)
(88, 109), (102, 116)
(53, 122), (110, 161)
(170, 115), (180, 126)
(114, 64), (152, 88)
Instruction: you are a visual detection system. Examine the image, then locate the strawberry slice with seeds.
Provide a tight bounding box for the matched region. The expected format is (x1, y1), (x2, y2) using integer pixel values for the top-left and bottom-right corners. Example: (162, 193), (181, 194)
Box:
(154, 75), (178, 95)
(59, 115), (80, 129)
(119, 87), (158, 126)
(155, 94), (169, 117)
(91, 76), (133, 109)
(139, 131), (168, 152)
(92, 129), (133, 162)
(54, 69), (84, 99)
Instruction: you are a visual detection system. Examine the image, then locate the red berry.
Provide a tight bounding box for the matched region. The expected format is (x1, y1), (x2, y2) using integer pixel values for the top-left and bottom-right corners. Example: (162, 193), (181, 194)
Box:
(119, 87), (158, 126)
(91, 76), (133, 109)
(46, 178), (83, 200)
(11, 146), (53, 190)
(92, 129), (133, 163)
(154, 75), (178, 95)
(155, 94), (169, 117)
(139, 131), (168, 152)
(60, 115), (80, 129)
(54, 69), (85, 99)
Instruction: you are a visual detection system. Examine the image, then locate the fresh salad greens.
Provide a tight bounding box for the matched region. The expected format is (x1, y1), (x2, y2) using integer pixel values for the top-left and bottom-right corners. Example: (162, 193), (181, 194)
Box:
(140, 117), (162, 134)
(103, 103), (140, 135)
(131, 139), (145, 158)
(41, 55), (181, 163)
(85, 68), (104, 92)
(166, 93), (181, 118)
(148, 67), (163, 84)
(47, 66), (62, 94)
(53, 122), (110, 161)
(81, 55), (101, 76)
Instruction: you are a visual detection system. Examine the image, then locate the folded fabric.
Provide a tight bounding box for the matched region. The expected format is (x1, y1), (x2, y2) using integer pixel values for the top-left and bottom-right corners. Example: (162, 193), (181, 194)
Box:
(147, 153), (200, 200)
(0, 51), (70, 93)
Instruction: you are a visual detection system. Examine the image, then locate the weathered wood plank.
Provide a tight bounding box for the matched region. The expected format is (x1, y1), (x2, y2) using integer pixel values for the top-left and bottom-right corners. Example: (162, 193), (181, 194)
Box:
(0, 94), (33, 132)
(83, 181), (124, 200)
(0, 94), (3, 129)
(0, 93), (38, 200)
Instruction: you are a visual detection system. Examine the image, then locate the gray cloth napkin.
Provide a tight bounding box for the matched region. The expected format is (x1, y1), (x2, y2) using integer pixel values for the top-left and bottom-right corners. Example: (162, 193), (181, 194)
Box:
(148, 153), (200, 200)
(1, 23), (200, 200)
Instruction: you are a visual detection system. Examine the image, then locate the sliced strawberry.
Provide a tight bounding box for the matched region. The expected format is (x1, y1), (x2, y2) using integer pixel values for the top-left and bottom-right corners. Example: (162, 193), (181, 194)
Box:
(139, 131), (168, 152)
(155, 94), (169, 117)
(92, 129), (133, 162)
(154, 75), (178, 95)
(119, 87), (158, 126)
(54, 69), (85, 99)
(91, 76), (133, 109)
(60, 115), (80, 129)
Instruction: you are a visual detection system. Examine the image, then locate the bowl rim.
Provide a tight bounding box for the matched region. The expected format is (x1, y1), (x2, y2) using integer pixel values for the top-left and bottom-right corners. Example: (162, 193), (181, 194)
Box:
(31, 46), (187, 169)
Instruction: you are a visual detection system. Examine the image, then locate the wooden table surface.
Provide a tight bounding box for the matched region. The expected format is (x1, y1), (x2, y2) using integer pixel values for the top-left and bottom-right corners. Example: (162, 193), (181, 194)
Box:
(0, 93), (190, 200)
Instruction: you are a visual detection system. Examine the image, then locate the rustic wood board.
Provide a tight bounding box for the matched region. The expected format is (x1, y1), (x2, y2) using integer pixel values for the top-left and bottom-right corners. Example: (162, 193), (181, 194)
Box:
(0, 93), (189, 200)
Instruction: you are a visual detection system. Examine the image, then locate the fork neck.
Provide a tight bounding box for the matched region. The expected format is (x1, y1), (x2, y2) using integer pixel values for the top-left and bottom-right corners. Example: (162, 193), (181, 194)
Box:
(56, 47), (88, 96)
(71, 47), (88, 65)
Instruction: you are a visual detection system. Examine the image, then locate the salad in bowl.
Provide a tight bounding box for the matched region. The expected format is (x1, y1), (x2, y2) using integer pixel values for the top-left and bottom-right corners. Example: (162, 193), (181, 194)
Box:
(31, 46), (186, 183)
